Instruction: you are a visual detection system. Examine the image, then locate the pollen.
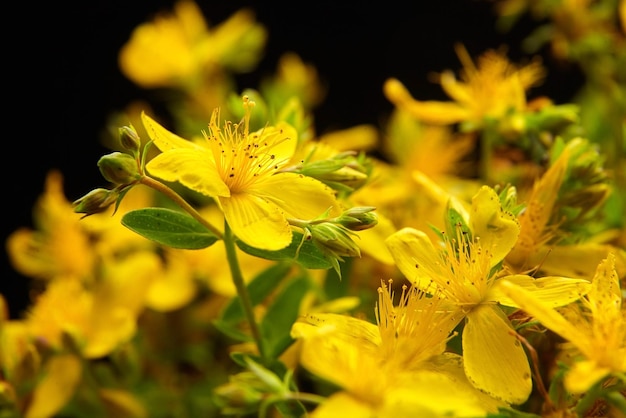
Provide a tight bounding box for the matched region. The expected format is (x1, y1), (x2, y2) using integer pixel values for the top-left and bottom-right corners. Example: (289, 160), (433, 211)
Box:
(201, 102), (292, 193)
(375, 280), (458, 369)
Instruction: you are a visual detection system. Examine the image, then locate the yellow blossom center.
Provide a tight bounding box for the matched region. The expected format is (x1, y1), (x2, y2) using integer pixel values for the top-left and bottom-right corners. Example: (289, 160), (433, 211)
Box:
(375, 280), (458, 369)
(435, 227), (494, 309)
(202, 97), (290, 193)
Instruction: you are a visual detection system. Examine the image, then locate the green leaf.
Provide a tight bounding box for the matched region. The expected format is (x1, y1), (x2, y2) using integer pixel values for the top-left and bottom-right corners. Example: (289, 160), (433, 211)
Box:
(212, 321), (254, 343)
(219, 262), (293, 324)
(236, 231), (334, 270)
(121, 207), (219, 249)
(260, 274), (312, 358)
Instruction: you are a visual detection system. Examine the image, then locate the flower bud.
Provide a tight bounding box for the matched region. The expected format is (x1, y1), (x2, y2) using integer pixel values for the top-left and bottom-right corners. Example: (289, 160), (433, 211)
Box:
(98, 152), (140, 185)
(335, 206), (378, 231)
(73, 188), (119, 216)
(527, 104), (579, 133)
(118, 125), (141, 153)
(213, 371), (266, 415)
(296, 152), (371, 191)
(309, 223), (361, 259)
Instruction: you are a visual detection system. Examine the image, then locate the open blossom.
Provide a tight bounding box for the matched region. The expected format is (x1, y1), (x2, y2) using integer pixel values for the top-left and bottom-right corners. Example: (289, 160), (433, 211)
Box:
(500, 253), (626, 393)
(118, 0), (266, 89)
(291, 280), (505, 417)
(383, 44), (546, 128)
(385, 185), (591, 404)
(143, 98), (342, 251)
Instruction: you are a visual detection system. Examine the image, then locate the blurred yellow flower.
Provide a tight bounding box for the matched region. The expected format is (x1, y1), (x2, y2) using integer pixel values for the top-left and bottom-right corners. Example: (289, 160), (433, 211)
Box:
(500, 253), (626, 393)
(383, 44), (545, 128)
(6, 171), (156, 284)
(26, 252), (158, 358)
(385, 185), (591, 404)
(143, 100), (343, 251)
(118, 0), (266, 89)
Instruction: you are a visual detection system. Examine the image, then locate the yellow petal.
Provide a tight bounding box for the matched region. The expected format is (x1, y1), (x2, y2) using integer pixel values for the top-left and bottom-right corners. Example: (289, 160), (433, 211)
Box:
(25, 354), (82, 418)
(497, 279), (584, 344)
(383, 78), (471, 125)
(291, 313), (381, 346)
(533, 243), (626, 280)
(462, 304), (531, 404)
(146, 148), (230, 197)
(255, 172), (342, 219)
(471, 186), (520, 266)
(489, 274), (591, 308)
(219, 193), (292, 250)
(310, 392), (374, 418)
(564, 360), (611, 394)
(385, 228), (444, 292)
(588, 253), (622, 318)
(145, 251), (197, 312)
(294, 324), (379, 391)
(253, 122), (298, 165)
(141, 112), (198, 151)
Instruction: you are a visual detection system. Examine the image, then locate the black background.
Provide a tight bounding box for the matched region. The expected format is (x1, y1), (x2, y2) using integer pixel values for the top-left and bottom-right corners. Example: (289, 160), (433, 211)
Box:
(2, 0), (582, 318)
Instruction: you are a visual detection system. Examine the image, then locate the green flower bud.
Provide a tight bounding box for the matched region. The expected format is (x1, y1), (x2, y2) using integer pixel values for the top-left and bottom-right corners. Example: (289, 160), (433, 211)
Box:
(73, 188), (119, 216)
(98, 152), (140, 185)
(336, 206), (378, 231)
(118, 125), (141, 153)
(213, 372), (265, 415)
(296, 151), (371, 191)
(527, 104), (579, 133)
(309, 222), (361, 259)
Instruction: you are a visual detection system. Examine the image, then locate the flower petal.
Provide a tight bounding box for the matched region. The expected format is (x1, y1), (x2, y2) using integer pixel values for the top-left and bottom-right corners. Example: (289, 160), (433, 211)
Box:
(463, 304), (531, 404)
(253, 122), (298, 166)
(220, 193), (292, 250)
(142, 112), (199, 151)
(254, 172), (342, 219)
(385, 227), (445, 292)
(489, 274), (591, 308)
(146, 148), (230, 197)
(565, 360), (612, 394)
(310, 392), (374, 418)
(497, 279), (584, 344)
(471, 186), (520, 267)
(291, 313), (381, 347)
(383, 78), (471, 125)
(25, 354), (82, 418)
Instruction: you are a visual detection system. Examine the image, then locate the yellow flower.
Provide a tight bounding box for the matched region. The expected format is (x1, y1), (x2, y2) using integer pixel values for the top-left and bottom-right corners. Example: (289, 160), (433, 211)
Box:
(499, 254), (626, 393)
(385, 185), (591, 404)
(118, 0), (266, 89)
(506, 141), (626, 279)
(6, 171), (96, 281)
(383, 44), (545, 128)
(506, 140), (570, 272)
(6, 171), (156, 284)
(291, 281), (505, 417)
(26, 252), (158, 358)
(143, 99), (342, 251)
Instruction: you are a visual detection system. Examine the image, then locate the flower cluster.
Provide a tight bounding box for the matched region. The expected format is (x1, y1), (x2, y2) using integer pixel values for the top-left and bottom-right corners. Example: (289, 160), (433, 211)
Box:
(2, 1), (625, 417)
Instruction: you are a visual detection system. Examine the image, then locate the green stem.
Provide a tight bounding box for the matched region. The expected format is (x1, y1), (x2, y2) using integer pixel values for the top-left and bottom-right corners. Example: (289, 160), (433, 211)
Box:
(223, 220), (267, 360)
(139, 176), (223, 239)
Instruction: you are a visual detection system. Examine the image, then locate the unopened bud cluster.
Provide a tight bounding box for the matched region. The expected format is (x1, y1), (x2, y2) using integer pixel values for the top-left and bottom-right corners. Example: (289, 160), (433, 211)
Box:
(73, 125), (144, 217)
(290, 151), (370, 192)
(291, 206), (378, 268)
